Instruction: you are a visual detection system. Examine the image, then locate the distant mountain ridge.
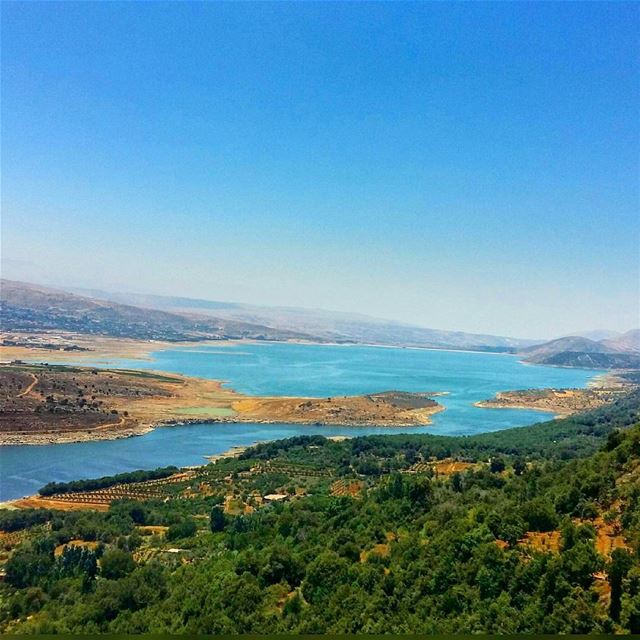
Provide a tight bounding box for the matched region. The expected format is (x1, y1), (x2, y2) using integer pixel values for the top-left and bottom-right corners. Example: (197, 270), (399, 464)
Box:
(2, 280), (635, 364)
(571, 329), (622, 341)
(601, 329), (640, 353)
(66, 285), (538, 351)
(0, 280), (313, 343)
(522, 336), (615, 357)
(522, 334), (640, 369)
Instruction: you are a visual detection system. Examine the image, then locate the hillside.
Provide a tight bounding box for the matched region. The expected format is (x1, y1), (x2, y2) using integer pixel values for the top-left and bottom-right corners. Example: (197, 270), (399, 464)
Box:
(574, 330), (623, 341)
(522, 336), (640, 369)
(0, 393), (639, 633)
(0, 280), (314, 343)
(67, 285), (538, 352)
(4, 280), (634, 359)
(534, 352), (640, 369)
(602, 329), (640, 353)
(523, 336), (616, 357)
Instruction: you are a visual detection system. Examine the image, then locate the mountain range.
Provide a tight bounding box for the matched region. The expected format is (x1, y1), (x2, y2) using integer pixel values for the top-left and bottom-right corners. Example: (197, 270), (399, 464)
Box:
(1, 280), (638, 369)
(522, 333), (640, 369)
(0, 280), (309, 343)
(59, 284), (540, 351)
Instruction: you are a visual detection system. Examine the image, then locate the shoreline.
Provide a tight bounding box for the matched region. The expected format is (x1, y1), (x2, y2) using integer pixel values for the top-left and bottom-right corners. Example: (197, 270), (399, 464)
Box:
(4, 331), (628, 374)
(474, 384), (631, 417)
(0, 433), (360, 508)
(0, 334), (615, 448)
(0, 407), (446, 447)
(2, 332), (534, 365)
(0, 362), (447, 446)
(0, 436), (320, 507)
(474, 401), (565, 418)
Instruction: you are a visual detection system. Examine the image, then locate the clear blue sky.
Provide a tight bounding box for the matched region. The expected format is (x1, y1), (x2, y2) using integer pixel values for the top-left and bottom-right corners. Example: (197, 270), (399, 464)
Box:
(2, 1), (638, 338)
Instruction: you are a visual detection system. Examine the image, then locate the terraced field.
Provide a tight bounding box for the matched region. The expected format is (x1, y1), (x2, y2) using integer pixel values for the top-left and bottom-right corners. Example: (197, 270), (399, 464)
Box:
(330, 479), (364, 498)
(406, 459), (479, 475)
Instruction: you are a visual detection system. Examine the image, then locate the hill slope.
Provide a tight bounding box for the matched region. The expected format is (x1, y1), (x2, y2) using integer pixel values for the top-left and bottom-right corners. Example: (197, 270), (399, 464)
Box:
(1, 392), (639, 634)
(522, 335), (640, 369)
(602, 329), (640, 353)
(67, 285), (538, 351)
(0, 280), (314, 342)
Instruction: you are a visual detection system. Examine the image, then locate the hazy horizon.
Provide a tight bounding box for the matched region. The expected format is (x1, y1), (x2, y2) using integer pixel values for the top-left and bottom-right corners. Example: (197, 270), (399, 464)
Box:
(2, 2), (639, 339)
(1, 272), (637, 343)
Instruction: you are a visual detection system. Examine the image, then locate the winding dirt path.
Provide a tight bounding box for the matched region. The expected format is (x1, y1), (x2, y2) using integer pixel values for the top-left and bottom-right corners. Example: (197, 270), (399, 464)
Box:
(16, 373), (38, 398)
(94, 416), (127, 431)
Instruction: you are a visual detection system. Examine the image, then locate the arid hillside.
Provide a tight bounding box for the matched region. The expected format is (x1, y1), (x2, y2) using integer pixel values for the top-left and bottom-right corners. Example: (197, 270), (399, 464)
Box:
(0, 280), (314, 343)
(521, 335), (640, 369)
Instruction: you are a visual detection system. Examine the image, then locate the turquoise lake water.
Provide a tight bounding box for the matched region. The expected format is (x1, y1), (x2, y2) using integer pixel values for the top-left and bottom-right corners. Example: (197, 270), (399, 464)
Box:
(0, 342), (601, 501)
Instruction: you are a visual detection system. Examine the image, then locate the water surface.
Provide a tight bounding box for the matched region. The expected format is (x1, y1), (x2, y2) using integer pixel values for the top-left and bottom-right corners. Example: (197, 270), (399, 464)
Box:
(111, 342), (599, 433)
(0, 343), (601, 500)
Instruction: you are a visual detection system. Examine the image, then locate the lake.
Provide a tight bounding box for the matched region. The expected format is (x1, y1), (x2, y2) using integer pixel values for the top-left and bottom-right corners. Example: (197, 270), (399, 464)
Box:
(0, 342), (601, 501)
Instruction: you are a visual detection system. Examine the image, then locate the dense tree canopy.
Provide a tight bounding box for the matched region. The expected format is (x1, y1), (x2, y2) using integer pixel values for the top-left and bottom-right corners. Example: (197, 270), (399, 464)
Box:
(0, 394), (638, 633)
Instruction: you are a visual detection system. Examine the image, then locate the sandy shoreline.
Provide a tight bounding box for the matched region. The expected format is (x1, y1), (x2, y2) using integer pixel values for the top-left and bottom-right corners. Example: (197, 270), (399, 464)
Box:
(0, 333), (243, 365)
(474, 401), (566, 417)
(0, 408), (446, 447)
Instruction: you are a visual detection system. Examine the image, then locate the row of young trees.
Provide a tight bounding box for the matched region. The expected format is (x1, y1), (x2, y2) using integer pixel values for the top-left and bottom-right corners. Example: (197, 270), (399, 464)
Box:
(38, 466), (179, 496)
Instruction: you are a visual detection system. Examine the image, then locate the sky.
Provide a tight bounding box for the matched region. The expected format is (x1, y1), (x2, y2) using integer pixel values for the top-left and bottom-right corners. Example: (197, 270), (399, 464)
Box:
(2, 1), (639, 339)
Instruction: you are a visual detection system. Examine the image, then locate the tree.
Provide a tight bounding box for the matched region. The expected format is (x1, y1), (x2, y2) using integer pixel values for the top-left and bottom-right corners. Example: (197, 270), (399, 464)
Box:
(5, 546), (54, 589)
(605, 429), (624, 451)
(128, 504), (147, 525)
(608, 548), (633, 622)
(261, 545), (303, 587)
(210, 505), (226, 533)
(57, 545), (98, 580)
(513, 458), (526, 476)
(522, 498), (558, 532)
(282, 591), (303, 619)
(100, 548), (135, 580)
(624, 593), (640, 634)
(560, 540), (602, 589)
(339, 541), (361, 563)
(404, 448), (419, 465)
(167, 518), (197, 541)
(490, 457), (506, 474)
(302, 551), (349, 604)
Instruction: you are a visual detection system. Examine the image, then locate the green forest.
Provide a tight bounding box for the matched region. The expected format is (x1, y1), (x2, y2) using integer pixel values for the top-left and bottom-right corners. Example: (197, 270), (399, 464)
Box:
(1, 391), (639, 634)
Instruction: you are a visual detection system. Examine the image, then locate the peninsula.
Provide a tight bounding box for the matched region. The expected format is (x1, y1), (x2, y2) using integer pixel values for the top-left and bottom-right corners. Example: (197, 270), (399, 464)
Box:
(475, 386), (630, 417)
(0, 362), (444, 445)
